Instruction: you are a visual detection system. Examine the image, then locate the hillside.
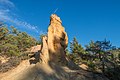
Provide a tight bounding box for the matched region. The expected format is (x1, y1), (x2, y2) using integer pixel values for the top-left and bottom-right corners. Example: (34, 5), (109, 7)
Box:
(1, 14), (119, 80)
(0, 59), (109, 80)
(0, 14), (110, 80)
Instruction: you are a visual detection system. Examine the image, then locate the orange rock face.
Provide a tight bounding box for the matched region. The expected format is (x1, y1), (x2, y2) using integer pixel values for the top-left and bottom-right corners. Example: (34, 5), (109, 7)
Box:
(40, 36), (49, 64)
(47, 14), (68, 62)
(40, 14), (68, 63)
(30, 45), (41, 53)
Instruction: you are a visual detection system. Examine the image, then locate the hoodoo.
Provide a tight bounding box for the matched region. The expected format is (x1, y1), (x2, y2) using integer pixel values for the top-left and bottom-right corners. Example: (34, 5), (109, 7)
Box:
(40, 14), (68, 64)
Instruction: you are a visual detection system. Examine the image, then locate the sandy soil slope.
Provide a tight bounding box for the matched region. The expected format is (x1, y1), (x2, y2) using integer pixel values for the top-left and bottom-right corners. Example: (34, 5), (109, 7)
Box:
(0, 59), (109, 80)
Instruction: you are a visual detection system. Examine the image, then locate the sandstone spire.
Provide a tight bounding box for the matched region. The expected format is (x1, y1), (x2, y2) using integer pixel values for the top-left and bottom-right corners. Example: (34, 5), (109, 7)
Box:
(48, 14), (68, 63)
(40, 14), (68, 64)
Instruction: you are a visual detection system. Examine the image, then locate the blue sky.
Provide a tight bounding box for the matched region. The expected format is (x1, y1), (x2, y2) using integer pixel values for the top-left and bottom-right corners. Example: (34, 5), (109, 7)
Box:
(0, 0), (120, 47)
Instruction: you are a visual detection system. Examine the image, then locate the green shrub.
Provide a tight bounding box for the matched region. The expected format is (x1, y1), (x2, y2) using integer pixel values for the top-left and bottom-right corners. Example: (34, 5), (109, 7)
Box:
(105, 66), (120, 80)
(0, 57), (21, 72)
(9, 50), (20, 56)
(0, 43), (20, 57)
(19, 52), (30, 60)
(87, 61), (96, 71)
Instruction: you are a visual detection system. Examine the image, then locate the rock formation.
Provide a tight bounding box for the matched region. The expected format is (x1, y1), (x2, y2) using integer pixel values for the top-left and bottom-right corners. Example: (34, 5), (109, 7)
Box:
(40, 36), (49, 64)
(40, 14), (68, 64)
(48, 14), (68, 63)
(30, 45), (41, 53)
(0, 14), (109, 80)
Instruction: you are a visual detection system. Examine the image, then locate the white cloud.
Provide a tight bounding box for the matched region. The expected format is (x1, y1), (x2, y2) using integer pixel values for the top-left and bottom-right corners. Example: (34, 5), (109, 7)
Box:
(0, 9), (11, 21)
(0, 0), (14, 7)
(0, 0), (40, 34)
(12, 19), (39, 33)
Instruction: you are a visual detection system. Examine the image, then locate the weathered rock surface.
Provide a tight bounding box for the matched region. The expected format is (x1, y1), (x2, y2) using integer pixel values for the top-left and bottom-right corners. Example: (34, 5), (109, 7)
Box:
(0, 56), (10, 64)
(0, 60), (109, 80)
(47, 14), (68, 63)
(40, 36), (49, 64)
(39, 14), (68, 64)
(30, 45), (41, 53)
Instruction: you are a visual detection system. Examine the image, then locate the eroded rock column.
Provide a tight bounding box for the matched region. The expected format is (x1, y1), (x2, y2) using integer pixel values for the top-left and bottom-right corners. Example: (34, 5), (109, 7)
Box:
(40, 36), (49, 64)
(40, 14), (68, 64)
(47, 14), (68, 63)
